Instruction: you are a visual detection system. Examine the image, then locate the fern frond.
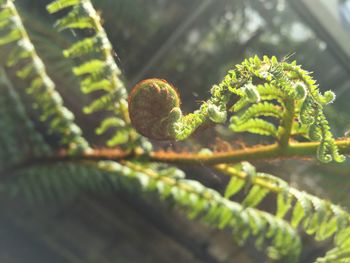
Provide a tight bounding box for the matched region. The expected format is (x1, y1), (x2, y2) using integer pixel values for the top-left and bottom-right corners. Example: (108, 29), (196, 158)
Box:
(0, 0), (89, 153)
(0, 67), (51, 167)
(224, 56), (343, 162)
(6, 160), (300, 262)
(126, 56), (342, 162)
(47, 0), (139, 148)
(103, 161), (301, 262)
(217, 163), (350, 262)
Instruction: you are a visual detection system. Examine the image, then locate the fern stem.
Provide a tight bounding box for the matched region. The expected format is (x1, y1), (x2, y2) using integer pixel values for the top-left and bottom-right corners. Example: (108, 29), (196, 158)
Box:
(151, 144), (282, 165)
(278, 98), (295, 148)
(150, 139), (350, 165)
(3, 149), (133, 177)
(6, 138), (350, 173)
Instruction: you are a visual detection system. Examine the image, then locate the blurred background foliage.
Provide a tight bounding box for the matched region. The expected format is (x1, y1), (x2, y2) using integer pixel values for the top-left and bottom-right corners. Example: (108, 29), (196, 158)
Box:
(2, 0), (350, 262)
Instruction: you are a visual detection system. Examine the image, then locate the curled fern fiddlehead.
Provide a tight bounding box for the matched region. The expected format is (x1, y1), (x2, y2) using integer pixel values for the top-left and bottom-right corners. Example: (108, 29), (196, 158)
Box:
(128, 79), (229, 141)
(128, 79), (182, 140)
(129, 56), (344, 163)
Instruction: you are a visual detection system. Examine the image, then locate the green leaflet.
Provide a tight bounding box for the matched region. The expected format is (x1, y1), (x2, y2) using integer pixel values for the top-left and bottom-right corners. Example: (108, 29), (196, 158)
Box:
(0, 27), (21, 45)
(233, 101), (283, 123)
(54, 4), (95, 31)
(290, 190), (312, 228)
(230, 117), (278, 137)
(242, 185), (269, 208)
(303, 197), (329, 236)
(63, 33), (110, 58)
(73, 59), (107, 76)
(47, 0), (80, 13)
(224, 176), (245, 198)
(106, 129), (129, 147)
(81, 79), (112, 93)
(276, 192), (292, 219)
(83, 92), (126, 114)
(95, 117), (126, 135)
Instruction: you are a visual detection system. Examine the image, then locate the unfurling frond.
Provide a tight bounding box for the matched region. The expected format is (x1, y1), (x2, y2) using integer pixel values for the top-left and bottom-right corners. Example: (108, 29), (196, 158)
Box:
(0, 0), (89, 153)
(47, 0), (139, 148)
(225, 56), (343, 162)
(128, 78), (182, 140)
(127, 56), (343, 162)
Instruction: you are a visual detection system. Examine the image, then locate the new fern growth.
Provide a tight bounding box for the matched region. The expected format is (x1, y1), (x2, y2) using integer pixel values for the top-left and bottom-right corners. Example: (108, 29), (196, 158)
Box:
(128, 78), (182, 140)
(1, 0), (350, 262)
(128, 56), (343, 163)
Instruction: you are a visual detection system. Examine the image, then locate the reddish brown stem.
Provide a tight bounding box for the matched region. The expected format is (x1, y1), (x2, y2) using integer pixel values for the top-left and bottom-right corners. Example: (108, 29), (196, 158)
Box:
(4, 138), (350, 176)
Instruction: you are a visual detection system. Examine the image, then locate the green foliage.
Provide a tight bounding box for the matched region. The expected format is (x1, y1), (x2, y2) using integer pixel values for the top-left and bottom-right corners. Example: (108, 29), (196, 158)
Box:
(0, 0), (89, 153)
(9, 160), (300, 262)
(47, 0), (139, 148)
(316, 227), (350, 262)
(127, 55), (343, 163)
(219, 162), (350, 262)
(0, 67), (51, 167)
(0, 1), (349, 262)
(223, 56), (343, 163)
